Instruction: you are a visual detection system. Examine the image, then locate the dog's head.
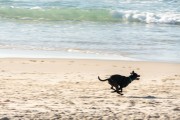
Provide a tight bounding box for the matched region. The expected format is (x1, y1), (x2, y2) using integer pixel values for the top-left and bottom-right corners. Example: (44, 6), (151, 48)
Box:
(130, 71), (140, 80)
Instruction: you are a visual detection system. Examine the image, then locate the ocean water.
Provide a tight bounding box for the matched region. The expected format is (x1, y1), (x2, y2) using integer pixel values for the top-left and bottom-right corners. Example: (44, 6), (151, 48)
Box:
(0, 0), (180, 62)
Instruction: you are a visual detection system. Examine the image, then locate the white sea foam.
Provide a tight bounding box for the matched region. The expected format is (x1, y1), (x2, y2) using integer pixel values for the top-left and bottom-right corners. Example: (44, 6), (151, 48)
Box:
(112, 10), (180, 24)
(30, 6), (42, 10)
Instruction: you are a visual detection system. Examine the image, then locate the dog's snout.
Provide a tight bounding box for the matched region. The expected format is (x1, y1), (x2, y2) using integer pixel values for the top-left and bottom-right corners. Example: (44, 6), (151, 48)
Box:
(136, 75), (140, 80)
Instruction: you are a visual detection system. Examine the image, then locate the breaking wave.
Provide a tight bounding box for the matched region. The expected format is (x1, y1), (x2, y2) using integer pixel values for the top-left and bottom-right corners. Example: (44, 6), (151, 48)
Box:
(112, 10), (180, 25)
(0, 7), (180, 25)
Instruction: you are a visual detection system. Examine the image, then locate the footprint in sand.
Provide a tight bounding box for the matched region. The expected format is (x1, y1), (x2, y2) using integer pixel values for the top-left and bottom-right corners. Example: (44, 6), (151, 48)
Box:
(129, 100), (136, 107)
(174, 74), (179, 78)
(113, 65), (117, 67)
(147, 113), (160, 119)
(68, 61), (74, 64)
(30, 60), (37, 62)
(64, 76), (68, 79)
(162, 74), (180, 82)
(173, 107), (180, 111)
(136, 68), (140, 70)
(0, 117), (10, 120)
(69, 61), (74, 63)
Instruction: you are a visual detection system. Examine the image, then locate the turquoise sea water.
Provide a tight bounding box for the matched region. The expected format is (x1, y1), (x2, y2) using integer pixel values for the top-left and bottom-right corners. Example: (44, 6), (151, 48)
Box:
(0, 0), (180, 62)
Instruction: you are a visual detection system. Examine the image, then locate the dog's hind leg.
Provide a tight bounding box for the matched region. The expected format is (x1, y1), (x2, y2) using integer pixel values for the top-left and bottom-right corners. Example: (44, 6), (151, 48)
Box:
(114, 85), (121, 94)
(110, 86), (117, 93)
(111, 86), (116, 90)
(114, 86), (123, 95)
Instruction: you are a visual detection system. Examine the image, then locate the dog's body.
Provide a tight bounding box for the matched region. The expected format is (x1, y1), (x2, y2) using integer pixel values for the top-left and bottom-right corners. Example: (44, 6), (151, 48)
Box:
(98, 71), (140, 95)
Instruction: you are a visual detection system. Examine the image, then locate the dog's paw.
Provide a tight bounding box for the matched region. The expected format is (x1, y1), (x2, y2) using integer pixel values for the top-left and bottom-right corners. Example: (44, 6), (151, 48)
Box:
(117, 92), (123, 95)
(111, 90), (117, 93)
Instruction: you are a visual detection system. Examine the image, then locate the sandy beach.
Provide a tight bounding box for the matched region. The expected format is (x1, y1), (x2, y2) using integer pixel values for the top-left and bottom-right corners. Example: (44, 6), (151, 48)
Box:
(0, 58), (180, 119)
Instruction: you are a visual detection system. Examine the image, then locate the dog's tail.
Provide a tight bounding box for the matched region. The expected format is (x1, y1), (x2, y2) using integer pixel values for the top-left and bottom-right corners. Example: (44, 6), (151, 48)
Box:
(98, 76), (108, 81)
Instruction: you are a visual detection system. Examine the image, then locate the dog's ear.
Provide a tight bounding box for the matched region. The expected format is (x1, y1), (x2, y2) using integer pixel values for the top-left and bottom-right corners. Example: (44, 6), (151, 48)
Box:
(131, 71), (135, 74)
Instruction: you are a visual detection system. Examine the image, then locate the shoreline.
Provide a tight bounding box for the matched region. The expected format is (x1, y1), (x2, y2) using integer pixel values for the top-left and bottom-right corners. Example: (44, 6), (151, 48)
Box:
(0, 57), (180, 64)
(0, 48), (179, 63)
(0, 58), (180, 119)
(0, 56), (180, 64)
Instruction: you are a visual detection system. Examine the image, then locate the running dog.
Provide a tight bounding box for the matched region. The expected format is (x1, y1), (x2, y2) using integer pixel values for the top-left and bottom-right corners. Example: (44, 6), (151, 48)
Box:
(98, 71), (140, 95)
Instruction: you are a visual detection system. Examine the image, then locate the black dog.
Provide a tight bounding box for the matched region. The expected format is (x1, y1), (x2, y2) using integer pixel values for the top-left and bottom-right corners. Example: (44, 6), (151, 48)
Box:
(98, 71), (140, 95)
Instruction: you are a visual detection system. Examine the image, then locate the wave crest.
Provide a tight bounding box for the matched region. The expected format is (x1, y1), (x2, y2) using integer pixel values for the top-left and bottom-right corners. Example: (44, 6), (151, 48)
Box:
(112, 10), (180, 24)
(0, 7), (180, 25)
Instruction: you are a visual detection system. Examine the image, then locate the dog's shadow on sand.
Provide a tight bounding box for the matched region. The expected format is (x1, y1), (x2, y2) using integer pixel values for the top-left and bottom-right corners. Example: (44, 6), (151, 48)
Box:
(126, 95), (176, 99)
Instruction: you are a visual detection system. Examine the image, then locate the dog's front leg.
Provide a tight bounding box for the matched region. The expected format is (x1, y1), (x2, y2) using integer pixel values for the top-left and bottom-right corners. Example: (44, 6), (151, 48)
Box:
(119, 87), (124, 95)
(120, 87), (122, 92)
(114, 85), (121, 94)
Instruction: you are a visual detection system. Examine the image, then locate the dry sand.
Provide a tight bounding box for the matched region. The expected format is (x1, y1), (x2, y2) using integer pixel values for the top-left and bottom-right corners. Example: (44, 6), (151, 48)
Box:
(0, 58), (180, 120)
